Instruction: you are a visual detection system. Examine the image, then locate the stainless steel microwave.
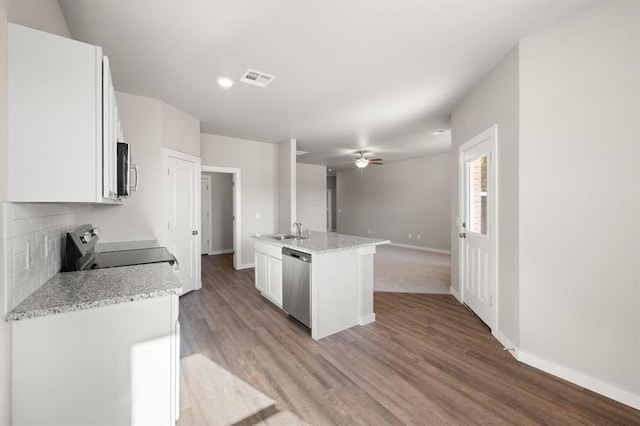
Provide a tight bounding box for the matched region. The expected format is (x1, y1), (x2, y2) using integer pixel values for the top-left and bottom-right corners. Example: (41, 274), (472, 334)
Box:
(117, 142), (138, 197)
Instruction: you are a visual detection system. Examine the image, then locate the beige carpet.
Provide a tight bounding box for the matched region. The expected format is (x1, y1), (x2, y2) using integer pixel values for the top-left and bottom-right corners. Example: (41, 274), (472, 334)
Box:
(374, 245), (451, 294)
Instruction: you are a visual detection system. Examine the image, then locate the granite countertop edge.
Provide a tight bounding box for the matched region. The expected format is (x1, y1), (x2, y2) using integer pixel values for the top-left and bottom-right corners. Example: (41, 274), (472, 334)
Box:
(6, 287), (182, 322)
(6, 262), (182, 322)
(252, 232), (390, 254)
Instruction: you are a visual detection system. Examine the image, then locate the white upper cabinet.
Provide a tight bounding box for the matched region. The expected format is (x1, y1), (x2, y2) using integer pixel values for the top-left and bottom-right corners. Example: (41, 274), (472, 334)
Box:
(8, 23), (120, 203)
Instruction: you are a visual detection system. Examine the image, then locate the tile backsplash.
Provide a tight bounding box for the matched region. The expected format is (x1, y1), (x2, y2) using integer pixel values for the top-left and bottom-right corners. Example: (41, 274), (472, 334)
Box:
(4, 203), (93, 311)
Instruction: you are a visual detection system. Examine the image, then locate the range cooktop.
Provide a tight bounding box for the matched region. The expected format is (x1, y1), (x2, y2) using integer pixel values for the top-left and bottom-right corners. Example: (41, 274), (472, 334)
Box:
(64, 224), (175, 271)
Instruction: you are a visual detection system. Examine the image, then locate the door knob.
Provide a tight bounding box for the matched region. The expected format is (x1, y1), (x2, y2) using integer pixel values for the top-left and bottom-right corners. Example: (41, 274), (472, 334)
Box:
(192, 230), (198, 235)
(459, 232), (466, 239)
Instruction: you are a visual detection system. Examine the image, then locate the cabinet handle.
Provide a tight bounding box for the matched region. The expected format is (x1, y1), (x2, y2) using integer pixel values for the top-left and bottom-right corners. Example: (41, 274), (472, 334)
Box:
(192, 230), (198, 236)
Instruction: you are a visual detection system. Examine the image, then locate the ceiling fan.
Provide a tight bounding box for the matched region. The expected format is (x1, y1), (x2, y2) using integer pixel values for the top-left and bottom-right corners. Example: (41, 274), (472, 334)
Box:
(354, 151), (384, 168)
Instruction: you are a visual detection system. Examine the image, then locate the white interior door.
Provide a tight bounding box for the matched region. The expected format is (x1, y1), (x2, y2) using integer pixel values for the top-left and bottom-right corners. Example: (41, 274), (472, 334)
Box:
(459, 125), (497, 329)
(164, 149), (201, 294)
(201, 175), (212, 255)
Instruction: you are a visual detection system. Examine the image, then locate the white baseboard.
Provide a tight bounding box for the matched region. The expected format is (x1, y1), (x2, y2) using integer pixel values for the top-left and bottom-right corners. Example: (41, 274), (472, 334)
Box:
(239, 262), (254, 270)
(449, 286), (461, 301)
(208, 249), (234, 255)
(518, 350), (640, 410)
(360, 313), (376, 325)
(389, 242), (451, 255)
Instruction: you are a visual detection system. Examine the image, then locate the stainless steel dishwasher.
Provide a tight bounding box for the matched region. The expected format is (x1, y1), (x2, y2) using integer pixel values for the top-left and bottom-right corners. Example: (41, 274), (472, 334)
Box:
(282, 247), (312, 328)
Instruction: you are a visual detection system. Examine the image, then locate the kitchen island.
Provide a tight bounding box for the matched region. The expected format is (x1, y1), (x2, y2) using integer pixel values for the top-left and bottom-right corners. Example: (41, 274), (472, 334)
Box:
(252, 231), (389, 340)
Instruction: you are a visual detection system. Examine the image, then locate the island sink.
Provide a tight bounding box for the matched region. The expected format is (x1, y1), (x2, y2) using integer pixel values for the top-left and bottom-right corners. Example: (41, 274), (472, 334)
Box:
(266, 233), (307, 241)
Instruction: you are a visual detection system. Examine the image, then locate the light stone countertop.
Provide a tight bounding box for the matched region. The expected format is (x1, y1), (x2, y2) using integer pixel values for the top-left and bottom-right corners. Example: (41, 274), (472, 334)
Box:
(252, 231), (389, 254)
(6, 263), (181, 322)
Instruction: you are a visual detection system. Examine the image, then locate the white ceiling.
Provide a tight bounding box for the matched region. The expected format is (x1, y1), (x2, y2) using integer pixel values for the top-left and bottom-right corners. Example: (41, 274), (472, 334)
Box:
(58, 0), (604, 168)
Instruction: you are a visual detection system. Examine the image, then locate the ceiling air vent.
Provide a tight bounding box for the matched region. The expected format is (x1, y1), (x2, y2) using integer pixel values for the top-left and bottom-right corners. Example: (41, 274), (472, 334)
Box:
(240, 69), (275, 88)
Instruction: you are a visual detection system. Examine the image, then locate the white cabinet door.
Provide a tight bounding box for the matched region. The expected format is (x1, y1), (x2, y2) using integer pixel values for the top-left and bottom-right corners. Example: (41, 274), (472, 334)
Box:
(12, 295), (178, 425)
(267, 256), (283, 306)
(255, 251), (268, 293)
(7, 23), (119, 203)
(102, 56), (119, 200)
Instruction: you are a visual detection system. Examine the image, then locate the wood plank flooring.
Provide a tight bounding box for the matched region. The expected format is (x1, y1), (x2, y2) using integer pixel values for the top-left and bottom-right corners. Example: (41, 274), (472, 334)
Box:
(177, 254), (640, 425)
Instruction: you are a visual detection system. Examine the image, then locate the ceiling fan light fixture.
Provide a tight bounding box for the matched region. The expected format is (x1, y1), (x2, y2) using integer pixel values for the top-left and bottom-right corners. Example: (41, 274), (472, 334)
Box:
(355, 157), (369, 168)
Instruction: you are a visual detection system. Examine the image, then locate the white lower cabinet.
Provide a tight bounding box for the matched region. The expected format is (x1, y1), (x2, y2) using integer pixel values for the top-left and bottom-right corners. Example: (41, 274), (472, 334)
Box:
(12, 295), (180, 425)
(267, 256), (283, 306)
(254, 241), (283, 307)
(255, 250), (268, 293)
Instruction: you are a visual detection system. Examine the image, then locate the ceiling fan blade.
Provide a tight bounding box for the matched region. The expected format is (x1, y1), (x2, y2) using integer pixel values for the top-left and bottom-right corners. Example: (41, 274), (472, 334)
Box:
(368, 159), (383, 162)
(369, 162), (384, 165)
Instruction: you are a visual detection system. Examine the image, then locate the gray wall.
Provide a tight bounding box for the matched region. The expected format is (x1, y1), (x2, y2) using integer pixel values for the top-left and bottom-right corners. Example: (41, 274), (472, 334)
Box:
(278, 139), (295, 233)
(518, 0), (639, 401)
(296, 163), (326, 232)
(452, 0), (640, 405)
(205, 172), (234, 253)
(92, 93), (163, 242)
(8, 0), (70, 38)
(337, 153), (451, 251)
(451, 45), (520, 346)
(161, 101), (200, 157)
(92, 92), (200, 243)
(200, 133), (279, 268)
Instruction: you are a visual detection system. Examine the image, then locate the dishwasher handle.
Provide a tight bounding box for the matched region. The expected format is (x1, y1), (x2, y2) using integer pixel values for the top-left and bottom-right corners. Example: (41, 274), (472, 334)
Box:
(282, 247), (311, 263)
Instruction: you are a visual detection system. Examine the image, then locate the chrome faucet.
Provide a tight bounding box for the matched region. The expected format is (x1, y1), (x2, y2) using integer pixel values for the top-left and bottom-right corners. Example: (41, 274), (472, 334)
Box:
(292, 222), (303, 237)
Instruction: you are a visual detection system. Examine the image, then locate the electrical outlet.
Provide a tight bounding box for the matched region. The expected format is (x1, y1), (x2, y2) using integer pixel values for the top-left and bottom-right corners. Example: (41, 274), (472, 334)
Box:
(255, 212), (261, 220)
(408, 234), (412, 239)
(417, 234), (421, 240)
(367, 229), (371, 234)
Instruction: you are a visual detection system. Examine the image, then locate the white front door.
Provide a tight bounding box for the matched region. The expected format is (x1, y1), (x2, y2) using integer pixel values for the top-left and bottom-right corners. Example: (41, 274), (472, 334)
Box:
(201, 175), (212, 255)
(163, 149), (201, 294)
(459, 125), (497, 329)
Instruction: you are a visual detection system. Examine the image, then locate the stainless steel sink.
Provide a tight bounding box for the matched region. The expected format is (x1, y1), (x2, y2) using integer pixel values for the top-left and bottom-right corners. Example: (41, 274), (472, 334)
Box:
(266, 234), (308, 241)
(267, 234), (298, 240)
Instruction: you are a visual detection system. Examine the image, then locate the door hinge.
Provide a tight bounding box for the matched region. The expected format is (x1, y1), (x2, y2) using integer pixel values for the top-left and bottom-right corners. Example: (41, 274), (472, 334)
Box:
(490, 295), (493, 306)
(167, 168), (170, 176)
(167, 222), (170, 230)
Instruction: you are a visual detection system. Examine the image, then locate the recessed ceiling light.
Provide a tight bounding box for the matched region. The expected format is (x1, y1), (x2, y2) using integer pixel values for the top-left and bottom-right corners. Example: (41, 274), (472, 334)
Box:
(217, 77), (233, 88)
(429, 129), (450, 136)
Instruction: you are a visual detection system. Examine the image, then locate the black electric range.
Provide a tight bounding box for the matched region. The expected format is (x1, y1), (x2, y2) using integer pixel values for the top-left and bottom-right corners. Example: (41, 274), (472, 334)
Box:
(63, 224), (176, 272)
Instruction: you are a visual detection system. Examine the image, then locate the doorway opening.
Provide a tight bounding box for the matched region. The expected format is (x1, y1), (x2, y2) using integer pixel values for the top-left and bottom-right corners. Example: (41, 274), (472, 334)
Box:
(201, 166), (241, 270)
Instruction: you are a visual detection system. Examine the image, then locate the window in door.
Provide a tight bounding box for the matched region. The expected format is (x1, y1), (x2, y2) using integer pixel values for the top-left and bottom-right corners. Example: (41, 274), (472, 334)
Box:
(468, 155), (487, 235)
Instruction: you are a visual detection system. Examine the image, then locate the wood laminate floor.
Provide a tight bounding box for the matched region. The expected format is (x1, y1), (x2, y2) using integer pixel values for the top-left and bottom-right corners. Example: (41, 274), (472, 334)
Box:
(177, 254), (640, 425)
